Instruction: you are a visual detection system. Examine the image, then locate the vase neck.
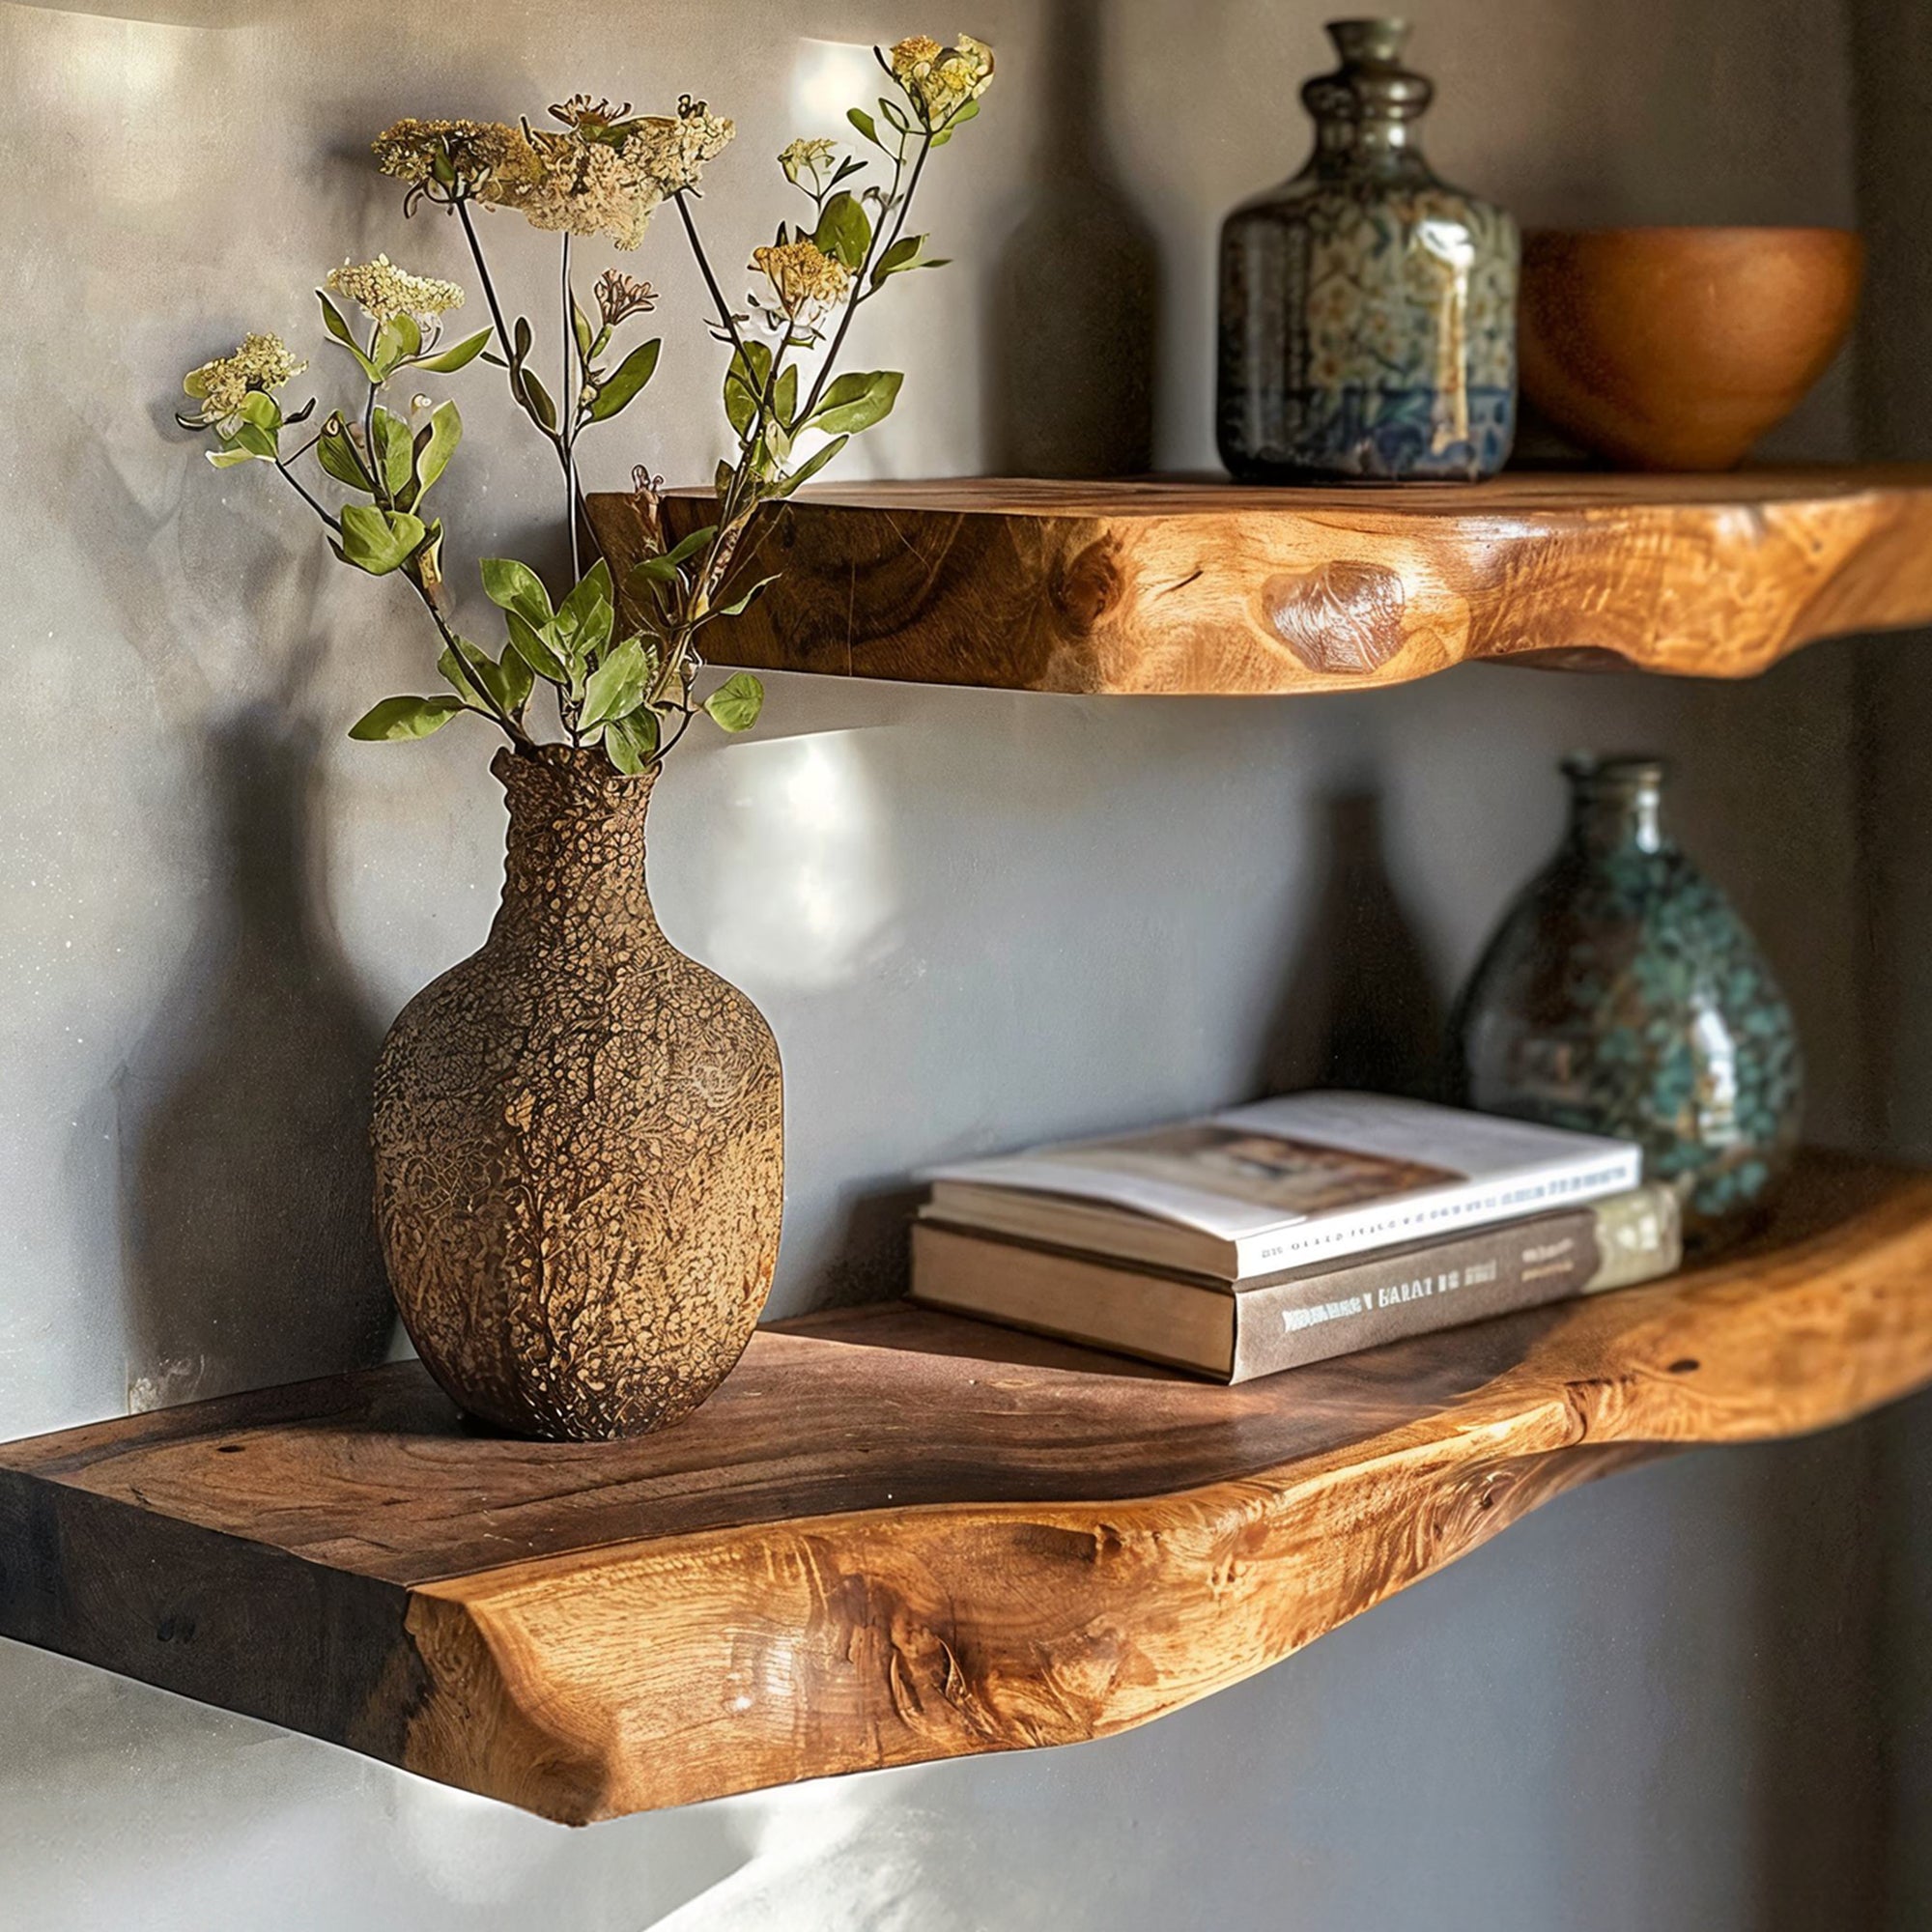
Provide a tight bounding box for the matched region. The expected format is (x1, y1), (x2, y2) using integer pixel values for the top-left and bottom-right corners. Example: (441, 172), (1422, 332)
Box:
(491, 748), (668, 956)
(1562, 754), (1672, 858)
(1300, 17), (1439, 186)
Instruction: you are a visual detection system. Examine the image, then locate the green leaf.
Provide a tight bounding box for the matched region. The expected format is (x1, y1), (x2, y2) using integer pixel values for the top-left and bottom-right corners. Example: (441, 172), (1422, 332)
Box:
(480, 556), (553, 627)
(317, 417), (374, 492)
(879, 95), (912, 134)
(812, 190), (872, 272)
(413, 327), (493, 374)
(513, 316), (533, 362)
(808, 369), (903, 436)
(504, 608), (567, 683)
(572, 298), (594, 362)
(580, 636), (652, 730)
(713, 573), (780, 619)
(556, 559), (614, 661)
(664, 523), (718, 568)
(625, 521), (717, 591)
(724, 339), (774, 438)
(773, 364), (799, 428)
(585, 338), (662, 422)
(320, 293), (383, 382)
(603, 708), (661, 775)
(414, 400), (461, 498)
(520, 368), (558, 431)
(846, 105), (882, 148)
(774, 433), (849, 496)
(371, 312), (422, 379)
(372, 408), (414, 499)
(703, 671), (765, 732)
(870, 234), (927, 287)
(215, 420), (279, 464)
(338, 503), (426, 575)
(348, 695), (463, 741)
(439, 635), (531, 717)
(238, 391), (283, 433)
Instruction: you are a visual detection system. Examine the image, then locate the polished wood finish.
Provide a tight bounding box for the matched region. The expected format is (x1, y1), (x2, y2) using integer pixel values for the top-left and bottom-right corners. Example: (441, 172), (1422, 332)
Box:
(1520, 229), (1864, 471)
(587, 468), (1932, 696)
(3, 1154), (1929, 1823)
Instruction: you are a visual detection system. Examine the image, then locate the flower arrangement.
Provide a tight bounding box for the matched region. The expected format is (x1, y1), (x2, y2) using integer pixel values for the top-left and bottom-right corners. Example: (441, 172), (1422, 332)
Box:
(179, 36), (993, 774)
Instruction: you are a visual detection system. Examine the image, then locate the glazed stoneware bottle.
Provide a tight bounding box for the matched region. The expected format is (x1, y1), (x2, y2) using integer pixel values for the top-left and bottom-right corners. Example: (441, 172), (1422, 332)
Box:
(1451, 755), (1802, 1249)
(1217, 17), (1518, 481)
(372, 748), (782, 1440)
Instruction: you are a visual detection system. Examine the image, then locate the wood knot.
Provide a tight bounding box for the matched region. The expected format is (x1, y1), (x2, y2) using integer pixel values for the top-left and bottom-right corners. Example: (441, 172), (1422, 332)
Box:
(1260, 560), (1406, 675)
(1052, 537), (1126, 635)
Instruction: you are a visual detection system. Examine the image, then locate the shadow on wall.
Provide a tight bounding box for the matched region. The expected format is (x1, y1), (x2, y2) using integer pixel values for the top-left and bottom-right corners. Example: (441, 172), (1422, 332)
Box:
(988, 0), (1161, 477)
(1258, 788), (1447, 1101)
(116, 707), (394, 1409)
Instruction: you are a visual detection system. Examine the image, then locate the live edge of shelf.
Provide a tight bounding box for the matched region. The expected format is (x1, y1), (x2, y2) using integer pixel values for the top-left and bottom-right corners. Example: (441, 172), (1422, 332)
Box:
(2, 1154), (1931, 1824)
(584, 467), (1932, 696)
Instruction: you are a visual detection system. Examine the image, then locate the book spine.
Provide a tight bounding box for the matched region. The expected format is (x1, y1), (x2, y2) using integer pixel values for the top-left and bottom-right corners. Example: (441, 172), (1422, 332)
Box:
(1228, 1184), (1681, 1381)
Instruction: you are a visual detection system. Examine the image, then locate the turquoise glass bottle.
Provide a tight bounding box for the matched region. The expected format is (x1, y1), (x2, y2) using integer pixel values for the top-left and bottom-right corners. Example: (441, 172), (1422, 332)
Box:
(1451, 756), (1802, 1249)
(1216, 17), (1518, 481)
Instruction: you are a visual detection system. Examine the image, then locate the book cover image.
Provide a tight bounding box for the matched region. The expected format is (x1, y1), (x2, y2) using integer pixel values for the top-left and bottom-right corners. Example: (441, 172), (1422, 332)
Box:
(1035, 1125), (1464, 1216)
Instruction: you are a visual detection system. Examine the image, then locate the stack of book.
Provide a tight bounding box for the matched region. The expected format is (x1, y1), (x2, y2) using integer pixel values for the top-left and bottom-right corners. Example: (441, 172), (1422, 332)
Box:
(910, 1093), (1679, 1381)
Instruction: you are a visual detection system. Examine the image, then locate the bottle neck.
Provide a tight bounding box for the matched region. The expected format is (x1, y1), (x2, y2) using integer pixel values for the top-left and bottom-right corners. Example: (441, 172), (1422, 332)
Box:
(1301, 17), (1436, 185)
(1563, 758), (1671, 857)
(493, 747), (667, 956)
(1307, 117), (1432, 185)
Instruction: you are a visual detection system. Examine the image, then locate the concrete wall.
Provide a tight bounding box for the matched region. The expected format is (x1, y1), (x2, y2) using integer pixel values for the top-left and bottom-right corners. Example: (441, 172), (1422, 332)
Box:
(0, 1), (1914, 1926)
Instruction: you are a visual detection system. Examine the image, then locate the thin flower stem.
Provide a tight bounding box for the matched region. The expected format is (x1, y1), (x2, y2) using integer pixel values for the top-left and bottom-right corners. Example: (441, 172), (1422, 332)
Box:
(274, 459), (338, 529)
(674, 191), (751, 364)
(561, 233), (580, 582)
(404, 573), (530, 749)
(800, 137), (925, 426)
(455, 195), (563, 463)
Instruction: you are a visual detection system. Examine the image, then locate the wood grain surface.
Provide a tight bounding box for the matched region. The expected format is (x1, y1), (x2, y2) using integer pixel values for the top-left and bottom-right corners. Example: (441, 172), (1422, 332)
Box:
(585, 468), (1932, 695)
(3, 1153), (1929, 1822)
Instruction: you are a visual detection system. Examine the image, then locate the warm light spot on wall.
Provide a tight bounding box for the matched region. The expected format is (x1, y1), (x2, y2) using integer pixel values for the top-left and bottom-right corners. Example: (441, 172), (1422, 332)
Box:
(789, 38), (880, 139)
(699, 729), (898, 992)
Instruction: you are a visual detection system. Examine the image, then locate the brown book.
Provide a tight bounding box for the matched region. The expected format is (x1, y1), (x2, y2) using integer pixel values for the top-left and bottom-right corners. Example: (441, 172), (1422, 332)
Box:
(909, 1184), (1681, 1381)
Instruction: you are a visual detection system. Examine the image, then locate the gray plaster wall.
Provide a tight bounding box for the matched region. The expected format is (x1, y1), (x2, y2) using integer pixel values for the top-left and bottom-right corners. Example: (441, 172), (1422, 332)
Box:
(0, 1), (1917, 1926)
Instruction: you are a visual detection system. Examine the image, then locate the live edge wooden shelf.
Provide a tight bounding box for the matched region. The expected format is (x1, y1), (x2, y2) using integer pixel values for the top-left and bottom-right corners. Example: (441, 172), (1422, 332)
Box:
(585, 467), (1932, 696)
(3, 1155), (1931, 1823)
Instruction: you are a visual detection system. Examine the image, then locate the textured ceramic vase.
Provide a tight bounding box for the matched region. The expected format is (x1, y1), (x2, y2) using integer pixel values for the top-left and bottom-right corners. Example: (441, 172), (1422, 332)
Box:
(1216, 17), (1518, 481)
(1450, 755), (1801, 1249)
(372, 747), (782, 1440)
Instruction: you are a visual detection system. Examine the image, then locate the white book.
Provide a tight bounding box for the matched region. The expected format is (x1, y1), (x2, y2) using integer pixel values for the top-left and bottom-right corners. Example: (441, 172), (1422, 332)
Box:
(922, 1092), (1642, 1282)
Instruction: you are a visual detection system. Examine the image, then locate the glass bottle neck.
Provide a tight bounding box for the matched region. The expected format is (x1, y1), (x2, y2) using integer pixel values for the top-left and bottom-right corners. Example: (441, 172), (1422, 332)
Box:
(1564, 760), (1671, 857)
(1307, 118), (1432, 184)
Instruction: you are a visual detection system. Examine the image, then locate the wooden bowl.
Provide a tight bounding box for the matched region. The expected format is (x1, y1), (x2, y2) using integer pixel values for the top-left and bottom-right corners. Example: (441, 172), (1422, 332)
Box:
(1518, 227), (1863, 470)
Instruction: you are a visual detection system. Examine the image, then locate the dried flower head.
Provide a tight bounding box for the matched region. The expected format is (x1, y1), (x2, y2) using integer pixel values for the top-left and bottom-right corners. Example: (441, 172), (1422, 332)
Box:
(549, 93), (633, 133)
(372, 117), (543, 207)
(752, 238), (852, 325)
(595, 268), (658, 327)
(778, 136), (839, 194)
(630, 96), (736, 197)
(181, 331), (306, 426)
(890, 32), (995, 124)
(515, 127), (662, 248)
(327, 254), (465, 325)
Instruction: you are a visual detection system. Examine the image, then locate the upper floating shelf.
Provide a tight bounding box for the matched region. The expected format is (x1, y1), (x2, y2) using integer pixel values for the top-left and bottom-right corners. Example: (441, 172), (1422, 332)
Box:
(586, 467), (1932, 696)
(1, 1154), (1929, 1824)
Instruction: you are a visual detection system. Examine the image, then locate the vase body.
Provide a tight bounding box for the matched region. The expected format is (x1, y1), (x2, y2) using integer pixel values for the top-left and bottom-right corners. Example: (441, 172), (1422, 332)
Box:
(1451, 756), (1801, 1248)
(372, 748), (782, 1439)
(1217, 18), (1518, 482)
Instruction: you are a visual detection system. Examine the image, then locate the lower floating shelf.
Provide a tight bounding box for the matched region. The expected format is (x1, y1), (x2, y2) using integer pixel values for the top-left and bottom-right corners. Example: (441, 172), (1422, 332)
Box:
(3, 1152), (1930, 1824)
